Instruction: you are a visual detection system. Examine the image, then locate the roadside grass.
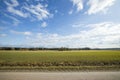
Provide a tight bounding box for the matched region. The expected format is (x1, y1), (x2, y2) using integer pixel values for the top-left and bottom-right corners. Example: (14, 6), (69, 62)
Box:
(0, 66), (120, 71)
(0, 50), (120, 71)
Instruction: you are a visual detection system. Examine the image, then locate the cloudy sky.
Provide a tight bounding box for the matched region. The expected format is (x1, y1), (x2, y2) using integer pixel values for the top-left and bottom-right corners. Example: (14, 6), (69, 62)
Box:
(0, 0), (120, 48)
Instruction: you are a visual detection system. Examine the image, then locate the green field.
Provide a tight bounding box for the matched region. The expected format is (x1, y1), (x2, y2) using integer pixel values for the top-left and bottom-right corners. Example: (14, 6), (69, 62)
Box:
(0, 50), (120, 71)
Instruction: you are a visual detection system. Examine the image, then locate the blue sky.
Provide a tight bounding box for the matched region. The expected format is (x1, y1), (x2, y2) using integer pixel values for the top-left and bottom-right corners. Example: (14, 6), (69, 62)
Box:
(0, 0), (120, 48)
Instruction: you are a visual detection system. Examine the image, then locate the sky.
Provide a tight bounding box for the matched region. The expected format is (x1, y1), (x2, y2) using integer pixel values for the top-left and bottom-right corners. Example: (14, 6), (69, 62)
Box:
(0, 0), (120, 48)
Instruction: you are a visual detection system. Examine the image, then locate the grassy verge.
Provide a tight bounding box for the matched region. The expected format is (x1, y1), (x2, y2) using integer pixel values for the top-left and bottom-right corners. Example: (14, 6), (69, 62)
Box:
(0, 66), (120, 71)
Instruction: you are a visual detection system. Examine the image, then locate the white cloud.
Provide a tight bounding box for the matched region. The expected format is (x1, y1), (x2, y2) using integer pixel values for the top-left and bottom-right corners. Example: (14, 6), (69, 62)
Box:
(85, 22), (120, 35)
(55, 10), (58, 13)
(70, 0), (115, 15)
(5, 0), (19, 7)
(41, 22), (47, 27)
(87, 0), (115, 15)
(68, 9), (73, 14)
(3, 0), (52, 26)
(4, 0), (28, 18)
(4, 14), (21, 26)
(24, 3), (50, 20)
(45, 4), (48, 7)
(7, 7), (28, 18)
(25, 22), (120, 48)
(0, 20), (10, 25)
(72, 23), (85, 27)
(10, 30), (32, 36)
(71, 0), (83, 12)
(72, 22), (120, 48)
(0, 34), (7, 37)
(24, 32), (32, 36)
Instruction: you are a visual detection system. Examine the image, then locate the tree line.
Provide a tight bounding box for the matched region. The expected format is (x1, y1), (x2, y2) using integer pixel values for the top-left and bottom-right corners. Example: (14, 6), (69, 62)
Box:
(0, 47), (91, 51)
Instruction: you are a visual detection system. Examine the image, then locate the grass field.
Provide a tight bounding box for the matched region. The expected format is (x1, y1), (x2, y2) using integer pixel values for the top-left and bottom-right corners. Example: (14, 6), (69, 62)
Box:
(0, 50), (120, 71)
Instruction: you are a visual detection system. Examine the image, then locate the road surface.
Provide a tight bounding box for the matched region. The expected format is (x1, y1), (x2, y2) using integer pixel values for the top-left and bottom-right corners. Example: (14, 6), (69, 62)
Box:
(0, 72), (120, 80)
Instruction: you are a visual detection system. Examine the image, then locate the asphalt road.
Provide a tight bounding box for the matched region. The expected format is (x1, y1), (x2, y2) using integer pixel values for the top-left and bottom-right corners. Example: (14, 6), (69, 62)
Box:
(0, 72), (120, 80)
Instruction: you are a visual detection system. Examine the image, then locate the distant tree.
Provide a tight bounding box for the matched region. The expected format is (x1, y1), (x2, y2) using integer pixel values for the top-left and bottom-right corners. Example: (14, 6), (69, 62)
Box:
(82, 47), (91, 50)
(59, 47), (69, 51)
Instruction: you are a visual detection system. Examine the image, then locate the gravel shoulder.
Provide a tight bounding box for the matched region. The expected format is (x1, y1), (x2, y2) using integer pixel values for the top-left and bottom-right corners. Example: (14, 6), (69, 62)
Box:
(0, 72), (120, 80)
